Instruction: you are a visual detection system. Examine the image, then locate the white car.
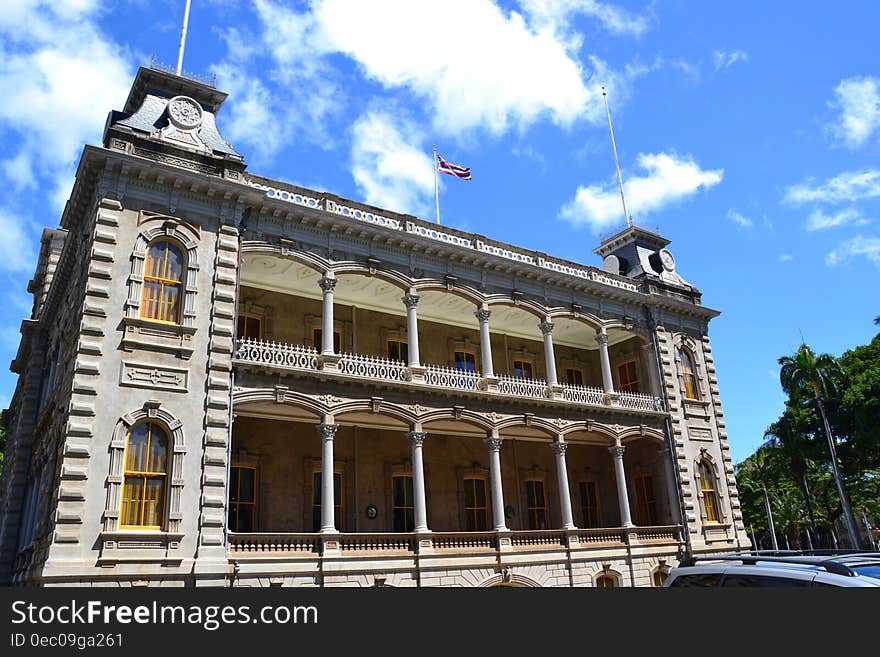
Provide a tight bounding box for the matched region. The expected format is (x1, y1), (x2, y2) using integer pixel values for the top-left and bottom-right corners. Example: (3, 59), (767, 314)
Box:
(663, 553), (880, 588)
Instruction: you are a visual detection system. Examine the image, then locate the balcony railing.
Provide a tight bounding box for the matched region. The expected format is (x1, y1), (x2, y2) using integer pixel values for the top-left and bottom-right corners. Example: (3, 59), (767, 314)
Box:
(424, 363), (479, 391)
(233, 338), (665, 414)
(337, 352), (408, 382)
(497, 375), (548, 399)
(227, 526), (682, 559)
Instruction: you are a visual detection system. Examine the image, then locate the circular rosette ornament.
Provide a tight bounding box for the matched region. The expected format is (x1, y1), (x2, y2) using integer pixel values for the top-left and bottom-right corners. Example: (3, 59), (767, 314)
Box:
(167, 96), (203, 130)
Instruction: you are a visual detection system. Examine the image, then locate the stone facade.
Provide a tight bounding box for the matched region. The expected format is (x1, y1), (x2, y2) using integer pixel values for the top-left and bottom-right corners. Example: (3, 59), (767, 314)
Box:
(0, 65), (749, 588)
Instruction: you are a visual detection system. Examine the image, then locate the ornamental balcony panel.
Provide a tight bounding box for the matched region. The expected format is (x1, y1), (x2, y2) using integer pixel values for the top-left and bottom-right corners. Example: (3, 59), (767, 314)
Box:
(497, 375), (549, 399)
(336, 352), (408, 382)
(424, 364), (479, 391)
(235, 339), (319, 372)
(561, 383), (606, 405)
(617, 390), (665, 412)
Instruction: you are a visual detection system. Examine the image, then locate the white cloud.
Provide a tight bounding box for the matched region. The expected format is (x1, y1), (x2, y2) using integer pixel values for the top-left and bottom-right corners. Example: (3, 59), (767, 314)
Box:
(727, 209), (754, 229)
(826, 235), (880, 267)
(783, 169), (880, 205)
(0, 210), (37, 274)
(713, 49), (749, 72)
(519, 0), (651, 37)
(350, 111), (435, 217)
(778, 254), (794, 263)
(0, 1), (133, 208)
(828, 76), (880, 149)
(559, 152), (723, 233)
(805, 207), (871, 231)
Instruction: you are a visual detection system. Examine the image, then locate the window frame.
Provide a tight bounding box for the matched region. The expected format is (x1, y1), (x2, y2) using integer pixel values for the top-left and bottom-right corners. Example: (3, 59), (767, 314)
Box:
(140, 238), (186, 325)
(120, 421), (170, 530)
(312, 327), (342, 353)
(617, 360), (640, 393)
(391, 474), (415, 532)
(565, 368), (585, 387)
(678, 347), (700, 400)
(633, 474), (657, 526)
(524, 479), (548, 530)
(578, 480), (601, 528)
(463, 476), (489, 532)
(595, 574), (617, 588)
(228, 465), (258, 533)
(699, 460), (721, 524)
(454, 350), (478, 373)
(237, 313), (263, 341)
(512, 359), (534, 380)
(387, 339), (409, 364)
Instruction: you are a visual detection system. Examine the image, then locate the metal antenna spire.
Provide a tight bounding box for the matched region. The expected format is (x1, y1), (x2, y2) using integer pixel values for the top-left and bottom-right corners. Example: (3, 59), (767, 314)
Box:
(176, 0), (193, 76)
(602, 86), (632, 228)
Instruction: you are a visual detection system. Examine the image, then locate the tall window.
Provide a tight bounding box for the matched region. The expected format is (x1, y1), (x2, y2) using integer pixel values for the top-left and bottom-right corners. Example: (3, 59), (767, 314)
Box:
(141, 240), (184, 323)
(237, 314), (262, 341)
(312, 472), (343, 532)
(579, 480), (600, 528)
(634, 475), (657, 525)
(617, 361), (640, 393)
(228, 466), (257, 532)
(565, 368), (584, 386)
(678, 348), (700, 400)
(463, 477), (488, 531)
(387, 340), (409, 363)
(653, 570), (668, 587)
(121, 422), (169, 529)
(313, 328), (341, 353)
(525, 480), (547, 529)
(513, 359), (533, 380)
(392, 475), (415, 532)
(699, 460), (720, 523)
(595, 575), (616, 588)
(454, 351), (477, 373)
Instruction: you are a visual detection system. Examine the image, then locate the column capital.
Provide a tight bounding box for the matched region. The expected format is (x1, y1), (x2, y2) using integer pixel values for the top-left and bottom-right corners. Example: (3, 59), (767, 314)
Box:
(402, 293), (420, 309)
(596, 330), (609, 346)
(318, 276), (337, 292)
(539, 320), (554, 336)
(475, 308), (492, 322)
(485, 436), (503, 452)
(317, 423), (338, 441)
(550, 440), (568, 455)
(608, 444), (625, 459)
(406, 430), (427, 447)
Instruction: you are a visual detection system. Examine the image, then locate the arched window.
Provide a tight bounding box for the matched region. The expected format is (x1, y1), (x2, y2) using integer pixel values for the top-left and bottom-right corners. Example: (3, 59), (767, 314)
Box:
(141, 239), (185, 323)
(678, 347), (700, 400)
(595, 574), (616, 588)
(699, 460), (720, 524)
(121, 422), (169, 529)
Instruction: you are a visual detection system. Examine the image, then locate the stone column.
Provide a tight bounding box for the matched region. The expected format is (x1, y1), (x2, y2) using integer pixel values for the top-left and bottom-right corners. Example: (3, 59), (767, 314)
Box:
(475, 307), (494, 378)
(540, 320), (559, 387)
(551, 438), (575, 529)
(407, 430), (429, 532)
(318, 421), (339, 533)
(609, 441), (634, 527)
(659, 446), (682, 525)
(486, 432), (507, 531)
(403, 292), (421, 368)
(319, 276), (337, 355)
(597, 328), (614, 394)
(642, 342), (662, 398)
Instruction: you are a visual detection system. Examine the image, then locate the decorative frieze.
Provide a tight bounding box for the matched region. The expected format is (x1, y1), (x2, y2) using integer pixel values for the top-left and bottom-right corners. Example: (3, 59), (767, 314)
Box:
(119, 361), (189, 393)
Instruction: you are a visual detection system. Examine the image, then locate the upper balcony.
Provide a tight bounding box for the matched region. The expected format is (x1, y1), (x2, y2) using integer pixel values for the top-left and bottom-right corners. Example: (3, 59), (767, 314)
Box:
(232, 251), (665, 416)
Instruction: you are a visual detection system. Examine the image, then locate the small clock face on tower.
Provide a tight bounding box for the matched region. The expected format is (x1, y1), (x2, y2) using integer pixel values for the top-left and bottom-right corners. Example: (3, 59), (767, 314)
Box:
(167, 96), (203, 130)
(658, 248), (676, 272)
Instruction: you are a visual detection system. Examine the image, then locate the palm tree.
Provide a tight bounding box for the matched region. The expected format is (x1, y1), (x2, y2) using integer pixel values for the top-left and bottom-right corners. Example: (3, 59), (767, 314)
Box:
(765, 418), (820, 545)
(778, 344), (861, 548)
(741, 446), (781, 550)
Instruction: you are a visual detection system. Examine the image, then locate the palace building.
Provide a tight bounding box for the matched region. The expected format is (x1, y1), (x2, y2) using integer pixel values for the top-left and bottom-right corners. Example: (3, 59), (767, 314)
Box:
(0, 65), (749, 587)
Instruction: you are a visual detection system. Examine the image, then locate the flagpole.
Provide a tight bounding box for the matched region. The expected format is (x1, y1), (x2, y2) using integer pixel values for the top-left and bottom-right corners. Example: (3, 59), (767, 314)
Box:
(433, 145), (441, 225)
(176, 0), (192, 76)
(602, 86), (631, 228)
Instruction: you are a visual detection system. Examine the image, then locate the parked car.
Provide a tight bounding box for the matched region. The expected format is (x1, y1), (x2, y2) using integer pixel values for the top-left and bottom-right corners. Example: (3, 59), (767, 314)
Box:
(663, 552), (880, 587)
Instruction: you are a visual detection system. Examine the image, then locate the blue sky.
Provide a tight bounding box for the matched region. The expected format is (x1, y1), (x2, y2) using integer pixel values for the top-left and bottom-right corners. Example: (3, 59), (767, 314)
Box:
(1, 1), (878, 464)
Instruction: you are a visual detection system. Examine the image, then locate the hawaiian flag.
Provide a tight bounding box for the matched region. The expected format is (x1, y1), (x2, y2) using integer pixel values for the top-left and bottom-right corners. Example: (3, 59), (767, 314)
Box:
(437, 154), (472, 180)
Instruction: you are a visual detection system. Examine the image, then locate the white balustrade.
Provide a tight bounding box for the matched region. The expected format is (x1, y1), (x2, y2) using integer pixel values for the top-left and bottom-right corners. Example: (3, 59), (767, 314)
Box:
(617, 391), (664, 412)
(424, 364), (479, 391)
(336, 352), (408, 382)
(497, 375), (548, 399)
(561, 384), (606, 406)
(235, 338), (319, 371)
